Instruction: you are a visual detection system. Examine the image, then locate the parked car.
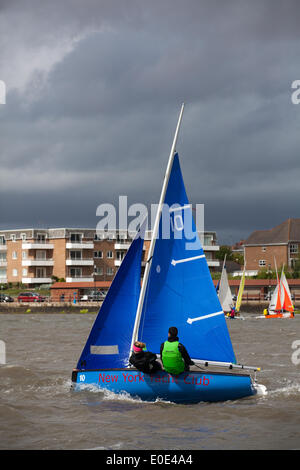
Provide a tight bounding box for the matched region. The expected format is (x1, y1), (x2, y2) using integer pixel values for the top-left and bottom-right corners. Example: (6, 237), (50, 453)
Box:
(0, 294), (14, 302)
(17, 292), (45, 302)
(80, 291), (107, 301)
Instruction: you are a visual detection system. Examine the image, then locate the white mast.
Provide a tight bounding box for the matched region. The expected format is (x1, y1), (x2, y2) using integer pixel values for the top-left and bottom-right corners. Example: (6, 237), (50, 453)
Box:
(129, 103), (185, 353)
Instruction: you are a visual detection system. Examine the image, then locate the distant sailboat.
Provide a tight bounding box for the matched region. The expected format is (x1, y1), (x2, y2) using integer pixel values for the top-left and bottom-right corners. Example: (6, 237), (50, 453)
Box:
(71, 104), (261, 403)
(218, 255), (234, 314)
(235, 266), (245, 313)
(264, 259), (294, 319)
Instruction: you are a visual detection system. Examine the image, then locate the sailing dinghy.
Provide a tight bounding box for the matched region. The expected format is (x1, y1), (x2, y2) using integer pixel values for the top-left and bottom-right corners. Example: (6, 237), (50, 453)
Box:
(264, 262), (294, 319)
(72, 104), (261, 403)
(218, 255), (234, 315)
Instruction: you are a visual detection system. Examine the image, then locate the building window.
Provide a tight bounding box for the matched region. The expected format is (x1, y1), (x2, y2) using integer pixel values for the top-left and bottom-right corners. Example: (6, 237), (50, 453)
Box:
(12, 268), (18, 277)
(0, 236), (5, 245)
(22, 268), (27, 276)
(95, 267), (103, 275)
(70, 268), (82, 278)
(70, 233), (82, 243)
(70, 251), (82, 260)
(107, 251), (113, 259)
(0, 268), (6, 278)
(259, 260), (266, 267)
(290, 243), (298, 254)
(107, 267), (114, 275)
(0, 253), (6, 261)
(37, 233), (46, 242)
(22, 251), (27, 259)
(21, 233), (26, 241)
(262, 247), (266, 252)
(12, 251), (17, 260)
(36, 267), (46, 278)
(36, 250), (46, 260)
(94, 251), (103, 258)
(116, 251), (125, 261)
(11, 234), (16, 242)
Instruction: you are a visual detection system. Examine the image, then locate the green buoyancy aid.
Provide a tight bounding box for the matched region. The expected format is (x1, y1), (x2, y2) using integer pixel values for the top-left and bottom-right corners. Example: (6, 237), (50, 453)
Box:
(162, 340), (185, 374)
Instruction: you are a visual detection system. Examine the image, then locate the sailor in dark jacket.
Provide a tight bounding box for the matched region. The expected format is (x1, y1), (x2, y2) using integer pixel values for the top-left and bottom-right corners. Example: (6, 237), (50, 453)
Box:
(129, 341), (162, 374)
(160, 327), (194, 373)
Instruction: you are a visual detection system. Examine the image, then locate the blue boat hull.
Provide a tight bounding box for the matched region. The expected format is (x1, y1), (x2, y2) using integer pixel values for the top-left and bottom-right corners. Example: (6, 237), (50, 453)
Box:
(71, 369), (256, 403)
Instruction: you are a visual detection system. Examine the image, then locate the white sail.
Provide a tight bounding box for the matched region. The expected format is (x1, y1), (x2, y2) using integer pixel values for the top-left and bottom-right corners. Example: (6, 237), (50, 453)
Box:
(218, 256), (233, 313)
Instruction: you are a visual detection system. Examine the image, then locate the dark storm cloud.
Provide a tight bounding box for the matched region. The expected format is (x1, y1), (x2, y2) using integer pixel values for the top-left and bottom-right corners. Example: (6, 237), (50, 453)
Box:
(1, 1), (300, 243)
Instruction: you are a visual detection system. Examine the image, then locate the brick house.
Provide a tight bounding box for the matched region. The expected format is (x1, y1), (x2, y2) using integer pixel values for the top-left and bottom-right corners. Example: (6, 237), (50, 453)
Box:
(244, 218), (300, 274)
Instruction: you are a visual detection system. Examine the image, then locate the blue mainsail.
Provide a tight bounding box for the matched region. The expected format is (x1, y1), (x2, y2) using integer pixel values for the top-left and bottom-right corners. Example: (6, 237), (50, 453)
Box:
(76, 221), (146, 370)
(138, 154), (236, 363)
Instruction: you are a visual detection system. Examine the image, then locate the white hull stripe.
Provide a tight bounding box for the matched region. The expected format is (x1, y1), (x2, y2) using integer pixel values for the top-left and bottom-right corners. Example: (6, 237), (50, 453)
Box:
(171, 254), (205, 266)
(169, 204), (191, 213)
(187, 311), (224, 324)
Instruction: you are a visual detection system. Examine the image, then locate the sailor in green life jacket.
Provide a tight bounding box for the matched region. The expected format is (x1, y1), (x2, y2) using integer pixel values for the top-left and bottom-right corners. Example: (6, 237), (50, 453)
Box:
(160, 327), (194, 375)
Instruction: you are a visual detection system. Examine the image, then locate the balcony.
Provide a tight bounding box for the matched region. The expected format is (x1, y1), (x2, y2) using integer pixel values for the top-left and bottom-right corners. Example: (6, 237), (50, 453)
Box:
(207, 260), (220, 267)
(22, 277), (52, 284)
(203, 245), (220, 251)
(0, 261), (7, 267)
(22, 242), (54, 249)
(114, 242), (131, 250)
(0, 245), (7, 251)
(22, 259), (54, 266)
(66, 277), (94, 283)
(66, 241), (94, 249)
(0, 278), (7, 283)
(114, 259), (124, 267)
(66, 259), (94, 266)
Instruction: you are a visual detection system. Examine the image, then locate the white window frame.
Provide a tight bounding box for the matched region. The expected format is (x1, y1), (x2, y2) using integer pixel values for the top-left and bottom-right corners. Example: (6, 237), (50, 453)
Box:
(12, 268), (18, 277)
(11, 234), (16, 242)
(94, 251), (103, 259)
(70, 267), (82, 278)
(259, 260), (266, 267)
(12, 251), (17, 260)
(21, 233), (26, 241)
(107, 251), (114, 259)
(290, 243), (298, 254)
(106, 267), (114, 275)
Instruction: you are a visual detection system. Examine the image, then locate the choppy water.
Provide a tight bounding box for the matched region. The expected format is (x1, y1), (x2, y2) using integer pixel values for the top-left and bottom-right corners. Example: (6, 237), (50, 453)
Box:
(0, 313), (299, 450)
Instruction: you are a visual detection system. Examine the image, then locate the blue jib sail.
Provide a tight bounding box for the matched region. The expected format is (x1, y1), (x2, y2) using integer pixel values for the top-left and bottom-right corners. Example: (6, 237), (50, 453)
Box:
(76, 220), (146, 370)
(138, 153), (236, 363)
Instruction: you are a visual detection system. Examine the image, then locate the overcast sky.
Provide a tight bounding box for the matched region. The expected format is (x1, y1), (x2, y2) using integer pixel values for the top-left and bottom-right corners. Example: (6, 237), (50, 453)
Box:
(1, 0), (300, 244)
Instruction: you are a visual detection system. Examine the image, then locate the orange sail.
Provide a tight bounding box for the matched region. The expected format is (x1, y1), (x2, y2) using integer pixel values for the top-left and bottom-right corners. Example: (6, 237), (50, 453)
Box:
(280, 270), (294, 313)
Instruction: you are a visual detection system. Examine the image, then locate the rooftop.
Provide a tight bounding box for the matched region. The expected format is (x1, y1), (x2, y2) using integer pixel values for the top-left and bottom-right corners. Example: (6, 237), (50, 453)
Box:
(244, 218), (300, 246)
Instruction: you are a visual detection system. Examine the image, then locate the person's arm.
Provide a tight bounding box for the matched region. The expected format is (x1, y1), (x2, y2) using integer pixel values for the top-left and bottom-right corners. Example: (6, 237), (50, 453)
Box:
(145, 352), (157, 363)
(178, 343), (194, 366)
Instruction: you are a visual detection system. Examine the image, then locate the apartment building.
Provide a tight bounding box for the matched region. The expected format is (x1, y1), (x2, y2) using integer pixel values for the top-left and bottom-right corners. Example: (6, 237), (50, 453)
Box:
(244, 218), (300, 274)
(0, 228), (220, 287)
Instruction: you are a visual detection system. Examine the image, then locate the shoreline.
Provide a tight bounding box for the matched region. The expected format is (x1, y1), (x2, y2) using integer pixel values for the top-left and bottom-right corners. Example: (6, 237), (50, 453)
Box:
(0, 302), (293, 314)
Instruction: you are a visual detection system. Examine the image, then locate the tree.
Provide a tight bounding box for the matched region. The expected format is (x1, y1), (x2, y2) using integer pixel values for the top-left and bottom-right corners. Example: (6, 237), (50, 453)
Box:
(215, 245), (233, 261)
